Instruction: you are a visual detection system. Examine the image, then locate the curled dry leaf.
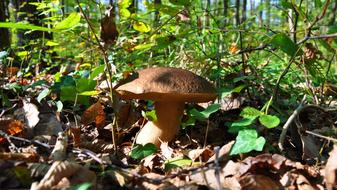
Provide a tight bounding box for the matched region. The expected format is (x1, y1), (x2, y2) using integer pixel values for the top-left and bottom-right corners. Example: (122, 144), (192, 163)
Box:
(14, 100), (39, 128)
(32, 160), (96, 190)
(325, 145), (337, 190)
(240, 174), (282, 190)
(187, 148), (213, 162)
(81, 101), (106, 128)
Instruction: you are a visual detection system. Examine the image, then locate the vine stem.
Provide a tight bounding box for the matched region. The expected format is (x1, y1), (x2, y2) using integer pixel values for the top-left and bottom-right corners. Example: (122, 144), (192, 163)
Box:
(75, 0), (117, 152)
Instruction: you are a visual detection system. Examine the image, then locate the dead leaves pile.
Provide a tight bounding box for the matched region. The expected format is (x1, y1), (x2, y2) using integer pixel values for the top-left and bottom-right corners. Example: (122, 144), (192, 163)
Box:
(0, 98), (337, 190)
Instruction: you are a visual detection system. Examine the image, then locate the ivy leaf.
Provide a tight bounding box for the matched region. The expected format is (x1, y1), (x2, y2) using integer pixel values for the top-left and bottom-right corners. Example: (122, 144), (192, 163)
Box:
(133, 21), (151, 33)
(240, 107), (262, 119)
(189, 103), (220, 121)
(164, 157), (192, 171)
(230, 129), (266, 155)
(130, 143), (157, 160)
(228, 118), (255, 133)
(55, 12), (81, 30)
(259, 114), (280, 128)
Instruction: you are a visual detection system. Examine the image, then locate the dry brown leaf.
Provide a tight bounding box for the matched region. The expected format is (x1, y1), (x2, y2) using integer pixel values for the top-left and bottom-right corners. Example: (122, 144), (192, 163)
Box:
(239, 174), (282, 190)
(100, 6), (118, 46)
(14, 99), (40, 128)
(81, 101), (106, 128)
(208, 141), (235, 163)
(187, 148), (213, 162)
(32, 160), (96, 190)
(0, 119), (25, 143)
(160, 142), (174, 159)
(325, 145), (337, 190)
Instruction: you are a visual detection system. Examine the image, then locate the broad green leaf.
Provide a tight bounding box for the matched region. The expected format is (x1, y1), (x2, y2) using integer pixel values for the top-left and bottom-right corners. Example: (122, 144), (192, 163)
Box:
(189, 104), (220, 120)
(0, 22), (53, 32)
(141, 110), (157, 122)
(131, 143), (157, 160)
(78, 90), (100, 96)
(37, 89), (50, 103)
(119, 8), (131, 18)
(55, 12), (81, 30)
(76, 78), (90, 92)
(118, 0), (132, 9)
(164, 157), (192, 170)
(89, 65), (105, 81)
(270, 33), (302, 57)
(228, 117), (255, 133)
(169, 0), (191, 6)
(240, 107), (262, 119)
(60, 86), (77, 102)
(230, 129), (266, 155)
(259, 114), (280, 128)
(133, 21), (151, 33)
(17, 51), (28, 57)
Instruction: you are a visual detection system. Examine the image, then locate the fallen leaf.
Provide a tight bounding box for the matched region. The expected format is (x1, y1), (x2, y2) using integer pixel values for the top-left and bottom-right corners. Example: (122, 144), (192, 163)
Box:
(81, 101), (106, 128)
(325, 145), (337, 190)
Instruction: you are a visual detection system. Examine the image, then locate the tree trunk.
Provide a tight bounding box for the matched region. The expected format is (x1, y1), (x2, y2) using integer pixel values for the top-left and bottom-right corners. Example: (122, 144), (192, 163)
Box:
(0, 0), (10, 49)
(223, 0), (228, 27)
(235, 0), (240, 25)
(266, 0), (271, 26)
(154, 0), (161, 26)
(242, 0), (247, 23)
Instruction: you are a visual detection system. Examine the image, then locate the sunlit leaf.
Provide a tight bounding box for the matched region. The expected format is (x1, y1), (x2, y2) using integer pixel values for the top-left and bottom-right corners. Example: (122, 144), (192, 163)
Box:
(164, 157), (192, 170)
(131, 143), (157, 160)
(230, 129), (266, 155)
(37, 89), (50, 103)
(240, 107), (262, 119)
(259, 114), (280, 128)
(133, 21), (151, 33)
(55, 12), (81, 30)
(189, 103), (220, 120)
(141, 110), (157, 122)
(0, 22), (53, 32)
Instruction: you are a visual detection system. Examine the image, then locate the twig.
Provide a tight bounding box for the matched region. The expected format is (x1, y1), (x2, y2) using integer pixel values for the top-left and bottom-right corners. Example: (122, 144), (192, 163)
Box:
(278, 95), (306, 151)
(213, 146), (222, 190)
(73, 148), (107, 165)
(297, 33), (337, 44)
(305, 130), (337, 143)
(0, 130), (51, 150)
(75, 0), (117, 152)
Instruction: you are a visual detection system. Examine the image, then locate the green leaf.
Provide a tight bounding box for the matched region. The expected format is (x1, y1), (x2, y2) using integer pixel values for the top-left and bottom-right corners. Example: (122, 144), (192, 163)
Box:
(89, 65), (105, 81)
(259, 114), (280, 128)
(76, 78), (90, 92)
(181, 117), (196, 129)
(37, 89), (50, 103)
(270, 33), (302, 57)
(78, 90), (100, 96)
(55, 12), (81, 30)
(69, 182), (92, 190)
(240, 107), (262, 119)
(60, 86), (77, 101)
(131, 143), (157, 160)
(118, 0), (132, 9)
(230, 129), (266, 155)
(141, 110), (157, 121)
(164, 157), (192, 170)
(169, 0), (191, 6)
(0, 22), (53, 32)
(45, 41), (59, 46)
(119, 8), (131, 18)
(133, 21), (151, 33)
(189, 104), (220, 120)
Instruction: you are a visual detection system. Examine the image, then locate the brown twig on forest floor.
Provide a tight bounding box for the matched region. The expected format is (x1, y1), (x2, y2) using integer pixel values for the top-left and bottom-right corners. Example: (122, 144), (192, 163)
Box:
(278, 95), (306, 151)
(0, 130), (51, 150)
(305, 130), (337, 143)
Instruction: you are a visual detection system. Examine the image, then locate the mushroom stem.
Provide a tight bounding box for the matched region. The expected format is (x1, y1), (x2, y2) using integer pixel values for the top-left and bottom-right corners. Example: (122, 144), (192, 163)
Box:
(135, 101), (185, 147)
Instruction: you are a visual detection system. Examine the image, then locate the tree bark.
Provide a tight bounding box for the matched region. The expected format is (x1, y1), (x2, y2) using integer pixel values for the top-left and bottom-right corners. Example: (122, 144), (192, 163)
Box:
(0, 0), (10, 49)
(235, 0), (240, 25)
(266, 0), (271, 26)
(242, 0), (247, 23)
(223, 0), (228, 27)
(329, 0), (337, 25)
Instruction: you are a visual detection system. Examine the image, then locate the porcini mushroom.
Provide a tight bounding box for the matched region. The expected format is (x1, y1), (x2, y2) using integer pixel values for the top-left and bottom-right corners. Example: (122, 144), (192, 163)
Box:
(114, 67), (216, 147)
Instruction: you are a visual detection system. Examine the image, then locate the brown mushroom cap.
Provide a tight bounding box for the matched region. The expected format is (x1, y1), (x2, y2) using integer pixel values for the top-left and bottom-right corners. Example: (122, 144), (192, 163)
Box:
(115, 67), (217, 102)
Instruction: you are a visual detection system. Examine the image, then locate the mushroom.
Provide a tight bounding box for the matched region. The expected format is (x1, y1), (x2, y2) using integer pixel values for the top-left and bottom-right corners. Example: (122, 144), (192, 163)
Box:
(114, 67), (217, 147)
